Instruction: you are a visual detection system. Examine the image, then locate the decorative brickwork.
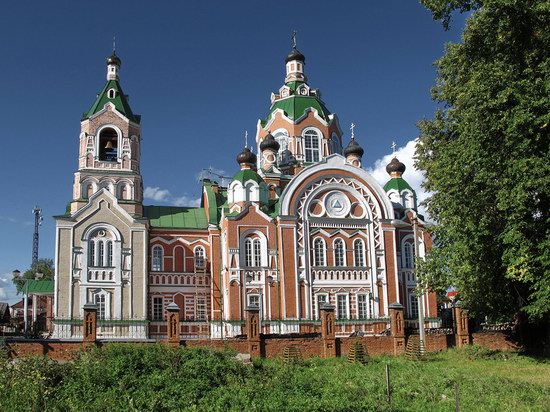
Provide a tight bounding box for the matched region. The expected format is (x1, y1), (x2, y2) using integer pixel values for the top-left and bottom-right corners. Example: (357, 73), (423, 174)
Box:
(389, 302), (405, 355)
(246, 305), (261, 357)
(454, 305), (470, 347)
(166, 302), (180, 346)
(83, 303), (97, 343)
(320, 303), (336, 358)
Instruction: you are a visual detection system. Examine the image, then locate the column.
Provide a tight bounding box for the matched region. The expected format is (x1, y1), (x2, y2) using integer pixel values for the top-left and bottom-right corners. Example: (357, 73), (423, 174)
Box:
(166, 302), (180, 346)
(320, 303), (336, 358)
(454, 303), (470, 347)
(389, 302), (406, 355)
(246, 304), (261, 357)
(83, 303), (98, 344)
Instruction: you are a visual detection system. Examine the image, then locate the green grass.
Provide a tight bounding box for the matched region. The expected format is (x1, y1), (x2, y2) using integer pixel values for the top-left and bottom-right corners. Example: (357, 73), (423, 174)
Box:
(0, 344), (548, 411)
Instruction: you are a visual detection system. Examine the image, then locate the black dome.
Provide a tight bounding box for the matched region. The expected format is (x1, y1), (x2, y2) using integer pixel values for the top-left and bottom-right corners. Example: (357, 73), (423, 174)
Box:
(259, 133), (280, 152)
(343, 138), (364, 158)
(285, 47), (305, 64)
(106, 53), (121, 67)
(386, 157), (406, 175)
(236, 147), (257, 165)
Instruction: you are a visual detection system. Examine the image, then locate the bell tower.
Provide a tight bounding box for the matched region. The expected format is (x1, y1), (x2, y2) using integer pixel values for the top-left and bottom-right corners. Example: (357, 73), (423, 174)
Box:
(70, 51), (143, 216)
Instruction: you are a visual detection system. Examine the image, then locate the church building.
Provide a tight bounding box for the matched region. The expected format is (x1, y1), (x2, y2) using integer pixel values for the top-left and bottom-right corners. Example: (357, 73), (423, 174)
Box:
(52, 42), (436, 339)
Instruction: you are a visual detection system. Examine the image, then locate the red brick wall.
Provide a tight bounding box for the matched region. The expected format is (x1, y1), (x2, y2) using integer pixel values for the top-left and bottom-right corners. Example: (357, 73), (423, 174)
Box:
(472, 332), (520, 351)
(7, 341), (84, 361)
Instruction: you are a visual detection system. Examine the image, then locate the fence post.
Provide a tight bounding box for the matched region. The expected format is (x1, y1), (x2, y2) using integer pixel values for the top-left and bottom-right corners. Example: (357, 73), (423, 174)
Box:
(166, 302), (180, 346)
(454, 302), (470, 347)
(246, 304), (262, 358)
(389, 302), (406, 355)
(320, 303), (336, 358)
(83, 303), (98, 346)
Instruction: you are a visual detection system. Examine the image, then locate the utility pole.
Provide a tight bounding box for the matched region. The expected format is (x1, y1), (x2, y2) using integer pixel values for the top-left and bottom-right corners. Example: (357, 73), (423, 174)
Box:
(32, 206), (43, 266)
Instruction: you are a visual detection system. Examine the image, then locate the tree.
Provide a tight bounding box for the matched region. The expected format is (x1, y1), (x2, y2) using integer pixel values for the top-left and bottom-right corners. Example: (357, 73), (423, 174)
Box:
(12, 258), (54, 294)
(416, 0), (550, 321)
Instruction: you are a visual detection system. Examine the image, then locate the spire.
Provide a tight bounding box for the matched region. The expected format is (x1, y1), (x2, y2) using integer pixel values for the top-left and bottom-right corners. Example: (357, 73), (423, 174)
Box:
(285, 31), (306, 83)
(106, 40), (121, 81)
(344, 123), (364, 167)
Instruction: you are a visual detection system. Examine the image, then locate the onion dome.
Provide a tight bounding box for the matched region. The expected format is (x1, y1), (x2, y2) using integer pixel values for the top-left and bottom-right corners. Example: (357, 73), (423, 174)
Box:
(107, 52), (121, 67)
(236, 147), (257, 166)
(259, 133), (280, 152)
(343, 138), (364, 158)
(285, 47), (305, 64)
(386, 157), (406, 176)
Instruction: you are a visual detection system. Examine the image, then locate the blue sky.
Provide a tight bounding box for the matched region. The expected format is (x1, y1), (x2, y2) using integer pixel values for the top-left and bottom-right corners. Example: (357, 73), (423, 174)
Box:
(0, 1), (466, 303)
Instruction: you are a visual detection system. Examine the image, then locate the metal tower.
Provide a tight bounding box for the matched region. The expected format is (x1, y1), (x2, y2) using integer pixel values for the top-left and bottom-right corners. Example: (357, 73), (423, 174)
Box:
(32, 206), (43, 265)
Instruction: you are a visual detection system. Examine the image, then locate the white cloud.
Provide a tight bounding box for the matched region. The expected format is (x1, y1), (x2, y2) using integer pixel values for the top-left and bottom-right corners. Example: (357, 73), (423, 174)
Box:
(0, 272), (20, 304)
(366, 139), (431, 218)
(144, 186), (171, 202)
(144, 186), (201, 208)
(173, 195), (202, 207)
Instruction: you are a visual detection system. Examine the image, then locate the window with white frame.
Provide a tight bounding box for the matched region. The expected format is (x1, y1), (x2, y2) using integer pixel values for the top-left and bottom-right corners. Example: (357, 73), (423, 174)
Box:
(353, 239), (365, 267)
(247, 294), (261, 317)
(357, 294), (369, 319)
(243, 237), (263, 267)
(152, 245), (163, 271)
(403, 242), (415, 269)
(196, 296), (206, 320)
(152, 297), (163, 321)
(93, 290), (110, 320)
(409, 293), (419, 318)
(88, 230), (115, 268)
(313, 238), (326, 266)
(316, 293), (328, 319)
(304, 129), (320, 163)
(194, 246), (206, 269)
(337, 294), (348, 319)
(253, 239), (261, 267)
(334, 239), (345, 266)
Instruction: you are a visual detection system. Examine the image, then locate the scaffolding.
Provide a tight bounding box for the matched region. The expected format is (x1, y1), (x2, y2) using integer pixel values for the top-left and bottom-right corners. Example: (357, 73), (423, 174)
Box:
(194, 252), (209, 339)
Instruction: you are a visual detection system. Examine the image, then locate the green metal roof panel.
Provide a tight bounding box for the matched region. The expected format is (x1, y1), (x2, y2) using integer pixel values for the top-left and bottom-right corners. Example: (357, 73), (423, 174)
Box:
(144, 206), (209, 229)
(262, 95), (331, 126)
(383, 178), (414, 193)
(25, 280), (54, 294)
(232, 169), (265, 184)
(83, 80), (140, 123)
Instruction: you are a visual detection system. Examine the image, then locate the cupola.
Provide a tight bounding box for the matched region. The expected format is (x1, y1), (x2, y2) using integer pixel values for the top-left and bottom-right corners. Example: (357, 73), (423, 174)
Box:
(236, 147), (257, 170)
(386, 157), (406, 178)
(344, 124), (364, 167)
(285, 31), (307, 83)
(106, 51), (121, 81)
(259, 133), (280, 170)
(383, 150), (417, 210)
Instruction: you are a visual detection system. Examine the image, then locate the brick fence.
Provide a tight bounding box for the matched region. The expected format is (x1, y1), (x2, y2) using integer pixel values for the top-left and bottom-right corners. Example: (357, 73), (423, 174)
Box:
(4, 303), (522, 361)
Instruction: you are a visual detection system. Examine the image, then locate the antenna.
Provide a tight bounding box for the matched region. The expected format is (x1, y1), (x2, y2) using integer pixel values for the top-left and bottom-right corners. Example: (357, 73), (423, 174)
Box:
(32, 206), (42, 266)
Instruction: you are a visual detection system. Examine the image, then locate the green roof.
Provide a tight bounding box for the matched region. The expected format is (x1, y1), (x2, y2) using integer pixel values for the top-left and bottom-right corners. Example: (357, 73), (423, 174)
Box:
(25, 280), (54, 294)
(144, 206), (208, 229)
(232, 169), (265, 184)
(383, 177), (414, 193)
(83, 80), (140, 123)
(262, 95), (331, 126)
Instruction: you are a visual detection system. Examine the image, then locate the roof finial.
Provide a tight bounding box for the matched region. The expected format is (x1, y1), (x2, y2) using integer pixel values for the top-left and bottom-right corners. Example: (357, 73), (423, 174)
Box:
(292, 30), (297, 49)
(244, 130), (248, 148)
(113, 35), (116, 54)
(391, 141), (397, 155)
(350, 123), (356, 140)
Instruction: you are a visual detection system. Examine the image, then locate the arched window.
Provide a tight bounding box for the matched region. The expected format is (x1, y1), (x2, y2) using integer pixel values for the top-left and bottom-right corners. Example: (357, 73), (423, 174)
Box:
(98, 128), (118, 161)
(194, 246), (206, 269)
(244, 238), (253, 267)
(253, 239), (261, 267)
(273, 130), (289, 164)
(152, 245), (164, 271)
(353, 239), (365, 267)
(331, 135), (341, 155)
(89, 240), (96, 266)
(106, 241), (113, 267)
(304, 129), (320, 163)
(313, 238), (325, 266)
(403, 242), (415, 268)
(243, 236), (264, 267)
(334, 239), (345, 267)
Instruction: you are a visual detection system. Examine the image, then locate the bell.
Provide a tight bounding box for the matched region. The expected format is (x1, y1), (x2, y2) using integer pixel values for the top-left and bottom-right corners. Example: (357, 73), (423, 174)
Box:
(105, 140), (114, 149)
